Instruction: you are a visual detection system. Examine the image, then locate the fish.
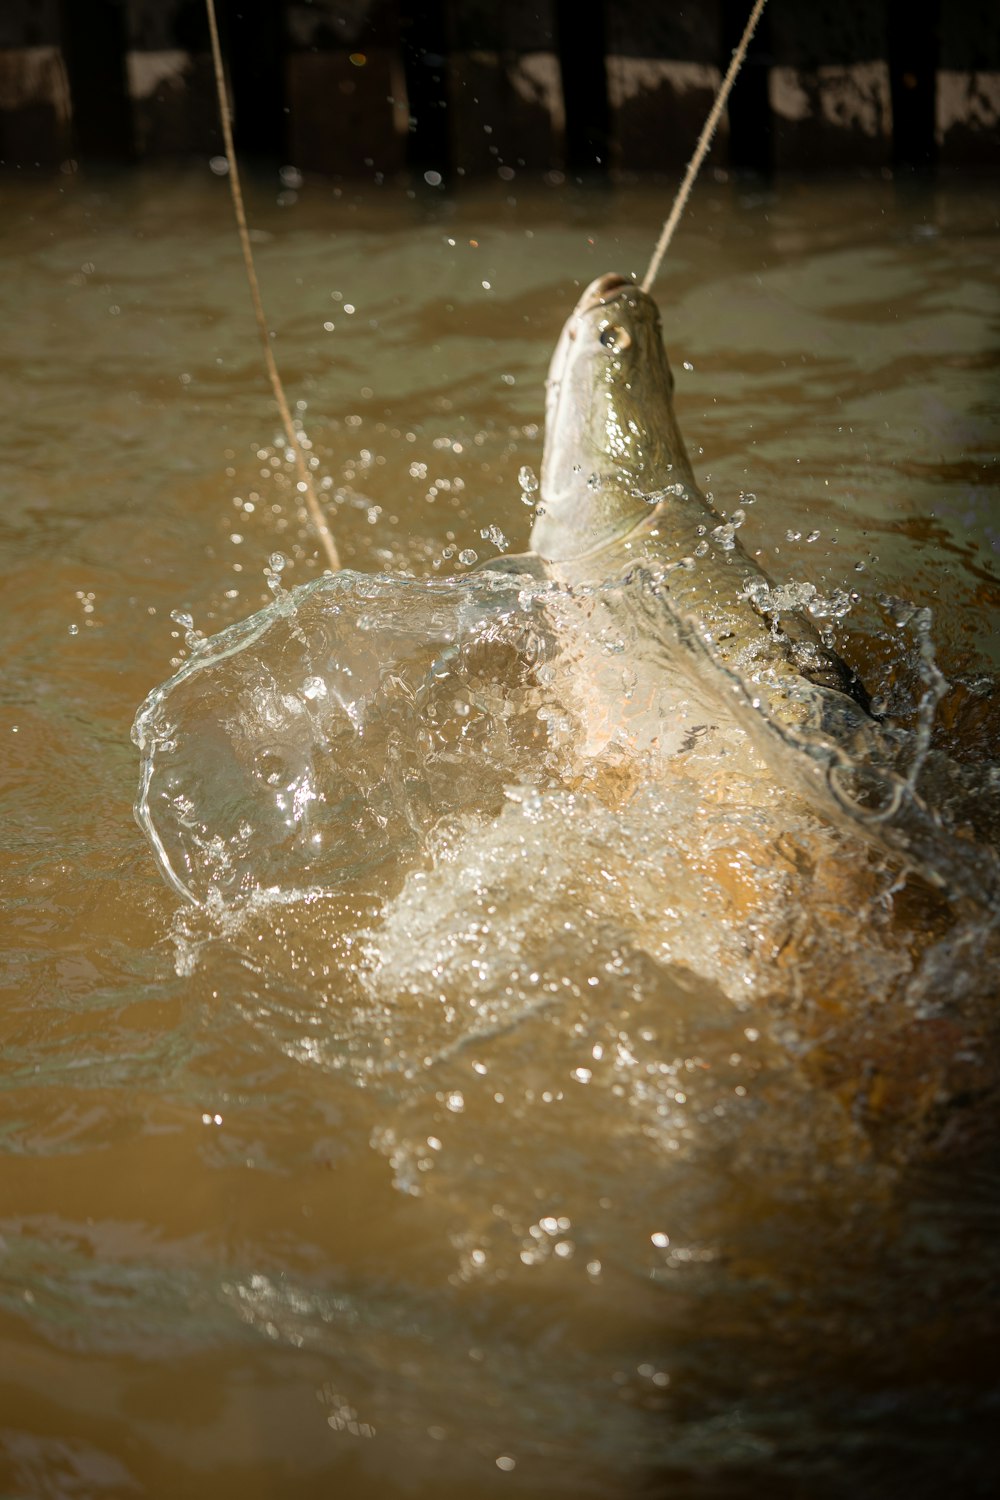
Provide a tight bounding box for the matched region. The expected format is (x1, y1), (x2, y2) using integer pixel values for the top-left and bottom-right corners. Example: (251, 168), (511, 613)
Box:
(497, 272), (871, 735)
(133, 272), (1000, 911)
(487, 272), (1000, 906)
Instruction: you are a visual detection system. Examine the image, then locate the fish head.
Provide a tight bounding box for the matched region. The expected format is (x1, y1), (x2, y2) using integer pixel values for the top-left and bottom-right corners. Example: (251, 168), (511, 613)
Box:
(532, 272), (697, 563)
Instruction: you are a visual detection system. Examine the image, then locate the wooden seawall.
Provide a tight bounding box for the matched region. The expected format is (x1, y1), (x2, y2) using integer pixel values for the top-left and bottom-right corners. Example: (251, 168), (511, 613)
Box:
(1, 1), (997, 174)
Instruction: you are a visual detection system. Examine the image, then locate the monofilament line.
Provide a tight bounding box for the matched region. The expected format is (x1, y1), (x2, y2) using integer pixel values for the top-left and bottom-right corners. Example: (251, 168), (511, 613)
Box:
(204, 0), (341, 572)
(641, 0), (768, 294)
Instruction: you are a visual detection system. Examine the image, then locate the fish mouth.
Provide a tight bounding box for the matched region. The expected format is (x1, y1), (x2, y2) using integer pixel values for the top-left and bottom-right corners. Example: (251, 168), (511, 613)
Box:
(576, 272), (633, 313)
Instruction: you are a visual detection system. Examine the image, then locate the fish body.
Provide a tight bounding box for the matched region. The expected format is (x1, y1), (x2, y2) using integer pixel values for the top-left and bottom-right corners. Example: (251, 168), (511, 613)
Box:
(493, 274), (999, 904)
(502, 273), (871, 751)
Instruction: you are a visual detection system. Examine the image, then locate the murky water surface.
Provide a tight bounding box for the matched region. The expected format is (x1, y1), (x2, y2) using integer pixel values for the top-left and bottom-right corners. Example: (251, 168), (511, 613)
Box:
(1, 168), (999, 1498)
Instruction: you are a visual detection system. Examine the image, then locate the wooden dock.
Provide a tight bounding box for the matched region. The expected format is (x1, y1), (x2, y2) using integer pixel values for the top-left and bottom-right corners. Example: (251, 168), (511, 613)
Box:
(1, 1), (997, 174)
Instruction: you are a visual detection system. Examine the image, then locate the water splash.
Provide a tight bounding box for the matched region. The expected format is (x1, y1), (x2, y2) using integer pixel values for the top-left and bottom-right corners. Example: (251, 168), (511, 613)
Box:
(134, 569), (558, 904)
(135, 563), (1000, 916)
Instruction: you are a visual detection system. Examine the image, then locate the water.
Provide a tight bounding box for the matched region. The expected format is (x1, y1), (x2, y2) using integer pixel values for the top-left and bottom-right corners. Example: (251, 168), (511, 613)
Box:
(2, 166), (999, 1498)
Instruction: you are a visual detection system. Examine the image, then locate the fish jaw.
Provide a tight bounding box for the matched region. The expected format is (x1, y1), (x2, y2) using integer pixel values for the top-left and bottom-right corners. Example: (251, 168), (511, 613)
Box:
(532, 273), (699, 564)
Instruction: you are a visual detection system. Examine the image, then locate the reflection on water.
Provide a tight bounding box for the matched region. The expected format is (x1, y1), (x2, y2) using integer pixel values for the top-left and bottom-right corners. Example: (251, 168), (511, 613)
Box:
(1, 167), (999, 1498)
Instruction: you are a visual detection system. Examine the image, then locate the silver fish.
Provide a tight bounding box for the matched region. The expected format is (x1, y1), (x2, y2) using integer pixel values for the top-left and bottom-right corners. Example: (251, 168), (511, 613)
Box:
(493, 273), (999, 905)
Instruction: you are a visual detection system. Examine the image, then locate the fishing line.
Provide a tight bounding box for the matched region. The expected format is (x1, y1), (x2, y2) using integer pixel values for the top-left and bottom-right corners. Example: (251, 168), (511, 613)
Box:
(641, 0), (768, 293)
(204, 0), (341, 572)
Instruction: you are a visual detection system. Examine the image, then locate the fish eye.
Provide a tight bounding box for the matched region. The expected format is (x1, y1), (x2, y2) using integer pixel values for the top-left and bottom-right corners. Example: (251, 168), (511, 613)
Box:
(599, 324), (632, 353)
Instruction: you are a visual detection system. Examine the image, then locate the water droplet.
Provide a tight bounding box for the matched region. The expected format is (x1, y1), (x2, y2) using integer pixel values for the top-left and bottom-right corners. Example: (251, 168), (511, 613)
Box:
(265, 552), (288, 596)
(711, 513), (744, 551)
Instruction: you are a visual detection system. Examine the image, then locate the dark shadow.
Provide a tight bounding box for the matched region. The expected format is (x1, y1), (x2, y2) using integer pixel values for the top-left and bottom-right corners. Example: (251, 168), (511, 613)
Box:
(888, 0), (940, 171)
(219, 0), (287, 161)
(58, 0), (134, 163)
(722, 0), (773, 176)
(555, 0), (610, 175)
(399, 0), (452, 178)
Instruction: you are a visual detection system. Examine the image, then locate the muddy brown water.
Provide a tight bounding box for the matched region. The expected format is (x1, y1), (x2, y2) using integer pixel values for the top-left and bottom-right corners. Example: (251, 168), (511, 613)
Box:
(1, 167), (999, 1499)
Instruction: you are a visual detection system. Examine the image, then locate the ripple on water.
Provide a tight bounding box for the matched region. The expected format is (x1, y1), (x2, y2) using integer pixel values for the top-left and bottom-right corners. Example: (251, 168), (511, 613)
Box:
(3, 173), (999, 1498)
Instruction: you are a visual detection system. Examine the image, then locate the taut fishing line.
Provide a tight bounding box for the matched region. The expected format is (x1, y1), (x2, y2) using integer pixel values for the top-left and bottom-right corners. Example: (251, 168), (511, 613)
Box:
(642, 0), (768, 292)
(204, 0), (341, 571)
(203, 0), (766, 567)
